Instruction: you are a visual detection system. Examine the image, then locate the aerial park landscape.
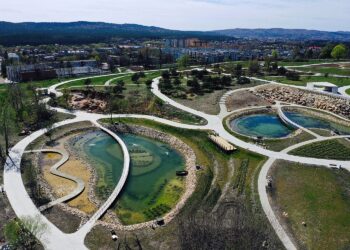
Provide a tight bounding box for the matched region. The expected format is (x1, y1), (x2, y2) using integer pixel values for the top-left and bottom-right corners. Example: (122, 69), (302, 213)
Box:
(1, 1), (350, 248)
(1, 59), (350, 249)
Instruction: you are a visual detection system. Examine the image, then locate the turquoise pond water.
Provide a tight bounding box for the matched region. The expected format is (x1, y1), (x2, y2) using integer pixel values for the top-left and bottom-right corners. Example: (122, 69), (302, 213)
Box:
(230, 111), (350, 138)
(73, 130), (184, 221)
(229, 114), (295, 138)
(284, 111), (350, 135)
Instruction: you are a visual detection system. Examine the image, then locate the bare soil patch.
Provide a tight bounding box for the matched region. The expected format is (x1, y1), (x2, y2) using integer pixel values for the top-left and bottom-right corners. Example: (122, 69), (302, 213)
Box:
(226, 90), (271, 112)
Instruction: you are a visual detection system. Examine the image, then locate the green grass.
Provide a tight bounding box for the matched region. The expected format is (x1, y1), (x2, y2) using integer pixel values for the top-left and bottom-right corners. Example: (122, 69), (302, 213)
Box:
(57, 74), (125, 89)
(58, 71), (161, 89)
(264, 132), (315, 151)
(0, 77), (78, 91)
(110, 71), (161, 85)
(297, 66), (350, 76)
(290, 139), (350, 160)
(346, 88), (350, 96)
(272, 161), (350, 249)
(278, 59), (340, 67)
(262, 75), (350, 87)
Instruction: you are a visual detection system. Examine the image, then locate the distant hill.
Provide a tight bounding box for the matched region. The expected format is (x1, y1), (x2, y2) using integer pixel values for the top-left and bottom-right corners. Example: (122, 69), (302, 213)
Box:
(213, 28), (350, 41)
(0, 21), (222, 46)
(1, 22), (350, 46)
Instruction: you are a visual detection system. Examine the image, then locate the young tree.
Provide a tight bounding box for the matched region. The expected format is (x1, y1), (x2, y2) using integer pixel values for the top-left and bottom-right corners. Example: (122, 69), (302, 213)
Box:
(285, 70), (300, 81)
(272, 50), (279, 60)
(117, 79), (125, 88)
(277, 66), (287, 76)
(0, 99), (15, 156)
(320, 44), (334, 59)
(104, 90), (114, 124)
(161, 70), (170, 80)
(248, 60), (260, 75)
(237, 76), (251, 85)
(112, 84), (124, 96)
(221, 75), (232, 87)
(1, 60), (7, 77)
(233, 64), (243, 79)
(173, 77), (181, 87)
(4, 216), (46, 249)
(170, 68), (178, 77)
(131, 73), (140, 84)
(331, 44), (348, 60)
(84, 78), (92, 90)
(145, 79), (153, 89)
(264, 57), (272, 73)
(177, 55), (190, 69)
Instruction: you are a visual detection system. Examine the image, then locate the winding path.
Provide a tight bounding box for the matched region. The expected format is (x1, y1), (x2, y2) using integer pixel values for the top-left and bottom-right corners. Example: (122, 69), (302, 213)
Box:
(24, 149), (85, 211)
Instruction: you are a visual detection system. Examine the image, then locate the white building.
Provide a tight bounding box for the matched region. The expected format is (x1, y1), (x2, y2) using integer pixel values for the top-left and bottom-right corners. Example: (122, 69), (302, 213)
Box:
(307, 82), (339, 94)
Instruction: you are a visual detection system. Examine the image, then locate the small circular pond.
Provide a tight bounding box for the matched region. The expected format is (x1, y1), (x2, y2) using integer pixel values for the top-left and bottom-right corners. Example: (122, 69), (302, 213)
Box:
(229, 113), (295, 138)
(72, 130), (185, 225)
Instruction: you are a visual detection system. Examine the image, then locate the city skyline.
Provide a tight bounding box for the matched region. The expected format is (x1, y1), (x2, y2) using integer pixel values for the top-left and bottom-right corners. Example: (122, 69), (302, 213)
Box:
(1, 0), (350, 32)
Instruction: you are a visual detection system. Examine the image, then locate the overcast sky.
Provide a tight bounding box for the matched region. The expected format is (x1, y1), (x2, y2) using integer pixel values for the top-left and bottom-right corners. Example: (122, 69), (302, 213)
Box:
(1, 0), (349, 31)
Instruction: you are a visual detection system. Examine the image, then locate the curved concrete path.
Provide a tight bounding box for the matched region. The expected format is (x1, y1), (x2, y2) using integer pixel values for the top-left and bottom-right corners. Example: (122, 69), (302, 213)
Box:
(24, 149), (85, 211)
(71, 120), (131, 241)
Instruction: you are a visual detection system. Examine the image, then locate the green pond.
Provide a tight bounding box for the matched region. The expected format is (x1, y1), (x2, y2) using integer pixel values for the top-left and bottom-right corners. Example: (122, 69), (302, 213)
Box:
(73, 130), (185, 225)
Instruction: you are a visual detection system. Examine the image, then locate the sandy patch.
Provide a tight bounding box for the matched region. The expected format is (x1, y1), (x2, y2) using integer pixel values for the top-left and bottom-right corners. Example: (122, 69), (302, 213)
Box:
(41, 153), (76, 197)
(40, 132), (98, 215)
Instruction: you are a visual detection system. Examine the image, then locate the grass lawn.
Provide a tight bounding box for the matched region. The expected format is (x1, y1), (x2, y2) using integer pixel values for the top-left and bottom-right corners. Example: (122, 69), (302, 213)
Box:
(296, 66), (350, 76)
(279, 59), (341, 67)
(346, 88), (350, 96)
(264, 132), (315, 151)
(290, 139), (350, 160)
(271, 161), (350, 249)
(0, 77), (79, 91)
(109, 71), (161, 85)
(262, 75), (350, 87)
(57, 74), (127, 89)
(59, 71), (161, 89)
